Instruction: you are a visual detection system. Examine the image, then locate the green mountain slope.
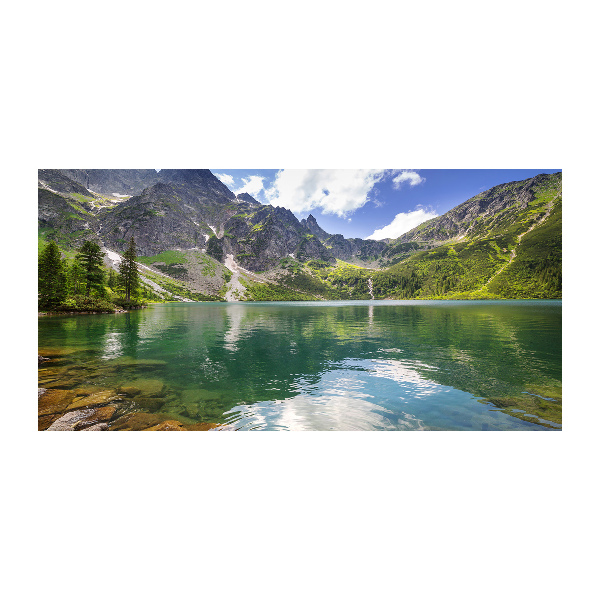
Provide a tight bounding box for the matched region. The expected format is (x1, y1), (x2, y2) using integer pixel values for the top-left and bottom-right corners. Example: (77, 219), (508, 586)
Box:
(380, 172), (562, 299)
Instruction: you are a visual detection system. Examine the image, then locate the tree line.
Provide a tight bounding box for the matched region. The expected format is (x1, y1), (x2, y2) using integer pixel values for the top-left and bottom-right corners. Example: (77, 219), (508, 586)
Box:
(38, 237), (144, 311)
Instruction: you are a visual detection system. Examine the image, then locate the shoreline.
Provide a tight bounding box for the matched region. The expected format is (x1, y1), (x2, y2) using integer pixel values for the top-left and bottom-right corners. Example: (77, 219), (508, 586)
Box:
(38, 306), (147, 317)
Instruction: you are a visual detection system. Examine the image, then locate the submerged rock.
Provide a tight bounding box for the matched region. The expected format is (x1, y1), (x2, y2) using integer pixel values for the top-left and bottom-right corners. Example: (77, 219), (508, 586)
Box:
(144, 420), (187, 431)
(110, 412), (169, 431)
(118, 386), (142, 397)
(72, 385), (108, 397)
(184, 422), (221, 431)
(73, 405), (117, 430)
(38, 389), (77, 416)
(125, 379), (166, 397)
(38, 413), (61, 430)
(67, 390), (120, 410)
(80, 423), (109, 431)
(134, 396), (165, 412)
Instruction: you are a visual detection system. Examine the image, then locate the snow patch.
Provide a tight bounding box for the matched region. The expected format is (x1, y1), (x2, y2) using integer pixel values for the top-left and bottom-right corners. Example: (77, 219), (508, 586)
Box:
(204, 234), (210, 242)
(105, 249), (122, 265)
(208, 224), (217, 235)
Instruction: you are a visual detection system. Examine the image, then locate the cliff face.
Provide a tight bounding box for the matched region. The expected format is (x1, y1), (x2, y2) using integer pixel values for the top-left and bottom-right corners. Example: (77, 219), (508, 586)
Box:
(60, 169), (160, 195)
(97, 180), (243, 256)
(221, 206), (334, 271)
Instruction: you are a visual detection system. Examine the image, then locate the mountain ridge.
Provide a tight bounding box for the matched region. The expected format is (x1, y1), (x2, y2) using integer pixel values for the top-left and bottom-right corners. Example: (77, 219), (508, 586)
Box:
(38, 169), (562, 301)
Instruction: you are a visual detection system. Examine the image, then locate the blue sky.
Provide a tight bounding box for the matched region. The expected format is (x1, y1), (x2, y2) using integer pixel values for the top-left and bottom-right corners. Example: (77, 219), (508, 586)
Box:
(210, 169), (561, 240)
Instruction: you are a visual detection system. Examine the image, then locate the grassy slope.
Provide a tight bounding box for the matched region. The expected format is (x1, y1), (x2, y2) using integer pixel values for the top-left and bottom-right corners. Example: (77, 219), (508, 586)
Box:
(381, 177), (562, 300)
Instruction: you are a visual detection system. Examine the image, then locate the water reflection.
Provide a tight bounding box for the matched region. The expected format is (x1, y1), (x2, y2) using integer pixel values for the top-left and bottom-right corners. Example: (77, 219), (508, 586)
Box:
(38, 301), (562, 430)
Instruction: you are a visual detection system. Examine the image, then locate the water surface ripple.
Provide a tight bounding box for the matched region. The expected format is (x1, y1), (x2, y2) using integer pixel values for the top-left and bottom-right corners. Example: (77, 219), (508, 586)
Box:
(38, 300), (562, 431)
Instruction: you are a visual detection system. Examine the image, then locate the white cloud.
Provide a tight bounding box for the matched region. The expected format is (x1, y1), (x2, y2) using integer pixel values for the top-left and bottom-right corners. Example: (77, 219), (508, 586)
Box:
(392, 170), (425, 188)
(215, 173), (235, 187)
(234, 175), (266, 199)
(264, 169), (387, 217)
(366, 207), (438, 240)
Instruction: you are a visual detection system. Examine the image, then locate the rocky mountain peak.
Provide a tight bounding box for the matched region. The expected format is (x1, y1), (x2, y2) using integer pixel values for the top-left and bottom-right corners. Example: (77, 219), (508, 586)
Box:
(157, 169), (236, 201)
(301, 213), (330, 242)
(236, 192), (260, 204)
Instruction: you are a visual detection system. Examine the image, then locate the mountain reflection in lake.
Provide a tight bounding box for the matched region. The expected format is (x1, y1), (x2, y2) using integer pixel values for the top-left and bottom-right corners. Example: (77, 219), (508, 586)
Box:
(38, 300), (562, 431)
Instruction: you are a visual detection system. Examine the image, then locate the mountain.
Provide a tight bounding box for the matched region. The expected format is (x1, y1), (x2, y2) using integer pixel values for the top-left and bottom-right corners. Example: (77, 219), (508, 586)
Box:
(38, 169), (562, 301)
(60, 169), (160, 195)
(384, 172), (562, 298)
(396, 172), (561, 244)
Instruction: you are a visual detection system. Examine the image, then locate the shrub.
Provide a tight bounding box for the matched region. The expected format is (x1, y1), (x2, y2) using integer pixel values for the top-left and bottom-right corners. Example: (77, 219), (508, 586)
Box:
(55, 295), (116, 313)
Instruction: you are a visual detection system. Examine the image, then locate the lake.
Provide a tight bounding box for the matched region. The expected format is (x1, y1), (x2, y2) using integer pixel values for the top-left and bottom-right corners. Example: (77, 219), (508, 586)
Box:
(38, 300), (562, 431)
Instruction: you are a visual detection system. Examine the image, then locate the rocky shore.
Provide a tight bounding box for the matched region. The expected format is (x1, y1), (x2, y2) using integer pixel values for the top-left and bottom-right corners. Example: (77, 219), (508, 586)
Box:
(38, 349), (220, 431)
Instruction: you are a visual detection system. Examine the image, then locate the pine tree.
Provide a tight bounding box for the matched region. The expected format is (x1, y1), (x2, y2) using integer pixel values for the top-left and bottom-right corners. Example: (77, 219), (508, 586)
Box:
(66, 258), (86, 296)
(107, 268), (119, 292)
(76, 241), (105, 297)
(39, 241), (67, 308)
(119, 237), (140, 301)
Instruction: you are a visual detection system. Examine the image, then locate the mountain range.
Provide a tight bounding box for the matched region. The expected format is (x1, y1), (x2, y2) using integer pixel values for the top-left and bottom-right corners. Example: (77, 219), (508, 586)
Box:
(37, 169), (562, 301)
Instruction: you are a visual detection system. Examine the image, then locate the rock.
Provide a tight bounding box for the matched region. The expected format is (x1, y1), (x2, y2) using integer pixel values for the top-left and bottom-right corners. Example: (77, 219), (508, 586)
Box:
(72, 385), (107, 397)
(67, 390), (120, 410)
(110, 412), (167, 431)
(134, 396), (165, 412)
(127, 379), (166, 397)
(144, 420), (187, 431)
(180, 388), (213, 403)
(183, 402), (201, 418)
(118, 386), (142, 397)
(38, 389), (77, 416)
(79, 423), (109, 431)
(46, 409), (95, 431)
(38, 413), (62, 431)
(184, 422), (221, 431)
(73, 405), (117, 430)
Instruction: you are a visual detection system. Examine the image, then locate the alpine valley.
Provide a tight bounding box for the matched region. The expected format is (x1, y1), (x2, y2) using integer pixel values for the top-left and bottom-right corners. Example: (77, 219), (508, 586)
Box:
(38, 169), (562, 302)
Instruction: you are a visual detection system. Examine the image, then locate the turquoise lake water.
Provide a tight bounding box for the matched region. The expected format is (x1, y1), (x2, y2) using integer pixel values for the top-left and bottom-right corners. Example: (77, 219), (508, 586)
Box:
(38, 300), (562, 430)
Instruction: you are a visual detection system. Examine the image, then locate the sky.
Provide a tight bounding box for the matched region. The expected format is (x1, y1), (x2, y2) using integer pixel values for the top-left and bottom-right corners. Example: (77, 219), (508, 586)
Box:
(209, 169), (561, 240)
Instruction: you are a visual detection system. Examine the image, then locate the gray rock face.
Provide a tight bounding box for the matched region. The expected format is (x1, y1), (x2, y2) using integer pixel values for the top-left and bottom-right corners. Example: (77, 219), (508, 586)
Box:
(60, 169), (160, 195)
(236, 192), (261, 205)
(301, 214), (330, 242)
(98, 177), (250, 256)
(222, 205), (334, 271)
(39, 170), (93, 196)
(38, 188), (101, 248)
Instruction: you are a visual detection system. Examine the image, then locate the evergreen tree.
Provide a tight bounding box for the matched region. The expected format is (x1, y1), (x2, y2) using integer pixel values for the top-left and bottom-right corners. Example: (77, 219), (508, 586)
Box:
(38, 241), (67, 308)
(107, 268), (119, 292)
(66, 258), (86, 296)
(76, 241), (105, 297)
(119, 237), (140, 301)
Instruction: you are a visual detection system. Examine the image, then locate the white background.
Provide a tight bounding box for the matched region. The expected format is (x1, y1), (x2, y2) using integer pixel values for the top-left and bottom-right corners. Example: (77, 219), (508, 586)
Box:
(3, 1), (598, 599)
